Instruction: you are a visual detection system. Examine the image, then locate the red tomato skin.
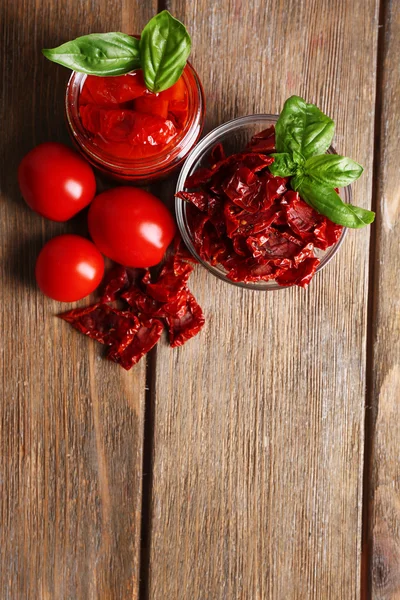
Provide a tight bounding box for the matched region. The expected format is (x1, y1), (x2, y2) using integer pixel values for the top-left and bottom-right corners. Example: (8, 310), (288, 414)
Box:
(35, 234), (104, 302)
(88, 187), (176, 267)
(18, 142), (96, 222)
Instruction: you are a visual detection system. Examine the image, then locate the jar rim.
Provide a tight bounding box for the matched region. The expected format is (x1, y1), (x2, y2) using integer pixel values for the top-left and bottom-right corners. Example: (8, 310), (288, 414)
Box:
(65, 62), (205, 179)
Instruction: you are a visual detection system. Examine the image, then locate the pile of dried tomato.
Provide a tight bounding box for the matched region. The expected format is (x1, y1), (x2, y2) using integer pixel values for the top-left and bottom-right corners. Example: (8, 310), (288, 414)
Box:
(59, 238), (204, 370)
(177, 126), (343, 287)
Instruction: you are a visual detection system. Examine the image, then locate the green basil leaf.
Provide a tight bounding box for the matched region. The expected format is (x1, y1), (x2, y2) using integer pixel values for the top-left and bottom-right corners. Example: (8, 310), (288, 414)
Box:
(140, 10), (191, 92)
(275, 95), (335, 159)
(268, 153), (298, 177)
(297, 179), (375, 228)
(42, 33), (140, 75)
(291, 174), (304, 191)
(304, 154), (363, 187)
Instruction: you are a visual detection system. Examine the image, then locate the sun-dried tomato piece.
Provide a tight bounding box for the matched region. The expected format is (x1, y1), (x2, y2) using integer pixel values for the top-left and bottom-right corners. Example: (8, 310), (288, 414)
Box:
(199, 223), (230, 264)
(101, 265), (130, 302)
(222, 166), (263, 213)
(123, 285), (159, 314)
(172, 235), (198, 264)
(187, 205), (210, 247)
(60, 303), (140, 347)
(110, 319), (164, 370)
(225, 256), (282, 283)
(313, 218), (343, 250)
(209, 142), (226, 166)
(158, 289), (189, 318)
(247, 126), (276, 153)
(282, 191), (319, 236)
(279, 229), (304, 247)
(225, 203), (278, 239)
(185, 167), (214, 188)
(223, 202), (241, 237)
(175, 190), (209, 212)
(233, 234), (252, 257)
(263, 173), (288, 208)
(275, 257), (320, 288)
(247, 230), (301, 259)
(146, 261), (193, 302)
(166, 291), (205, 348)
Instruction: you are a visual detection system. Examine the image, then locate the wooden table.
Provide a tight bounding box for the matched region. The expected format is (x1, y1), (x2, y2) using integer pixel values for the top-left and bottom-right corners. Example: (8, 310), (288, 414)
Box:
(1, 0), (398, 598)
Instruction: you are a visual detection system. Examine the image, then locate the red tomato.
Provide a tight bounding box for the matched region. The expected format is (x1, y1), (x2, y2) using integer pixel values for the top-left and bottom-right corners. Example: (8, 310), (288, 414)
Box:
(35, 234), (104, 302)
(18, 142), (96, 222)
(88, 187), (176, 267)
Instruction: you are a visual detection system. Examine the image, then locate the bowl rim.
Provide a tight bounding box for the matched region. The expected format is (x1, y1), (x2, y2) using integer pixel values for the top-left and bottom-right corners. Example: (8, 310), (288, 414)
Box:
(175, 113), (349, 291)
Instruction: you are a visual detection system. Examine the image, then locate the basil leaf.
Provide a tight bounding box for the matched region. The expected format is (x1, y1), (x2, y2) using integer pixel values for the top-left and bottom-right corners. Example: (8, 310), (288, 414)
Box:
(297, 179), (375, 228)
(275, 95), (335, 159)
(42, 33), (140, 76)
(291, 174), (304, 191)
(140, 10), (191, 93)
(268, 153), (298, 177)
(304, 154), (363, 187)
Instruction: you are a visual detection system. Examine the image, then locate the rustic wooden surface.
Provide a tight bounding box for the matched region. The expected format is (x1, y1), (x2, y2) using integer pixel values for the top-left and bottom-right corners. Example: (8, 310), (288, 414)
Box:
(0, 0), (396, 598)
(365, 0), (400, 598)
(0, 1), (155, 599)
(147, 1), (378, 599)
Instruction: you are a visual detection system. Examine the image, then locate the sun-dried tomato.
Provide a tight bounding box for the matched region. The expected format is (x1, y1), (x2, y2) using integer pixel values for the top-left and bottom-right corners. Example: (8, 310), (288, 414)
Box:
(165, 291), (205, 348)
(177, 125), (342, 288)
(110, 319), (164, 370)
(313, 218), (343, 250)
(275, 257), (320, 288)
(175, 190), (209, 212)
(60, 233), (205, 369)
(246, 126), (276, 153)
(185, 167), (214, 188)
(60, 303), (140, 348)
(209, 142), (226, 166)
(146, 261), (193, 302)
(222, 166), (263, 213)
(101, 265), (131, 302)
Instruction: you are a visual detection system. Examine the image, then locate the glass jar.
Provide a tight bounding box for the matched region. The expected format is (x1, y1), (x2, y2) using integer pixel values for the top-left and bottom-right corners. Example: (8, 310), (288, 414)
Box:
(65, 63), (205, 183)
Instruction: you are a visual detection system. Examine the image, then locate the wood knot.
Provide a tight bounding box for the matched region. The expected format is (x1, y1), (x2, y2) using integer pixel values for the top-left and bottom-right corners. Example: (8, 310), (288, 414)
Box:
(372, 538), (400, 593)
(372, 549), (390, 589)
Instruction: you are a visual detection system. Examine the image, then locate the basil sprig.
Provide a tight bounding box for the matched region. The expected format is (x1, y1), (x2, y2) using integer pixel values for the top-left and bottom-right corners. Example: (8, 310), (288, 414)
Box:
(42, 11), (191, 93)
(270, 95), (374, 229)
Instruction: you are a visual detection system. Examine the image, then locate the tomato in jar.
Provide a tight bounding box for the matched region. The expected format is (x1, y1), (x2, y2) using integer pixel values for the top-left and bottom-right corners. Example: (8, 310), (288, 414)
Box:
(78, 69), (190, 160)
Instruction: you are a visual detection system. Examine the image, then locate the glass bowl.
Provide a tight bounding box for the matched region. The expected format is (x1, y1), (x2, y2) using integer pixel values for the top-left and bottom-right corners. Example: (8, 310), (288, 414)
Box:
(175, 114), (348, 291)
(65, 63), (205, 183)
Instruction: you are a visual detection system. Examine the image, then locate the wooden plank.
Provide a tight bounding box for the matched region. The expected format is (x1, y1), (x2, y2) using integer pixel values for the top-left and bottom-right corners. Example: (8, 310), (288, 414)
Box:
(366, 1), (400, 598)
(0, 1), (156, 598)
(147, 1), (378, 598)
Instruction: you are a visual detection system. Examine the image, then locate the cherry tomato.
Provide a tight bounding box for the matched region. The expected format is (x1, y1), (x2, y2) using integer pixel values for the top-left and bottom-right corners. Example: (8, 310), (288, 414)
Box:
(88, 187), (176, 267)
(18, 142), (96, 222)
(35, 234), (104, 302)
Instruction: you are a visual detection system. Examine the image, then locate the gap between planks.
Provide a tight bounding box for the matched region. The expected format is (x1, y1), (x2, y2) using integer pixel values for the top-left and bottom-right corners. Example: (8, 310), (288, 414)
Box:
(361, 0), (387, 597)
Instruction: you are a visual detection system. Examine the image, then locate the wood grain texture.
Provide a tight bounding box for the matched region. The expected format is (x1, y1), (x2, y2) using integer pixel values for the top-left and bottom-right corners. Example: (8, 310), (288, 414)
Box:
(367, 1), (400, 598)
(147, 1), (378, 598)
(0, 1), (155, 598)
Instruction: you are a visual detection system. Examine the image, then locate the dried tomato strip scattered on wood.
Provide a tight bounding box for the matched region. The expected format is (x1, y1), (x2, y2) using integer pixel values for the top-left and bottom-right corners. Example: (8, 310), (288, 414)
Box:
(59, 236), (205, 370)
